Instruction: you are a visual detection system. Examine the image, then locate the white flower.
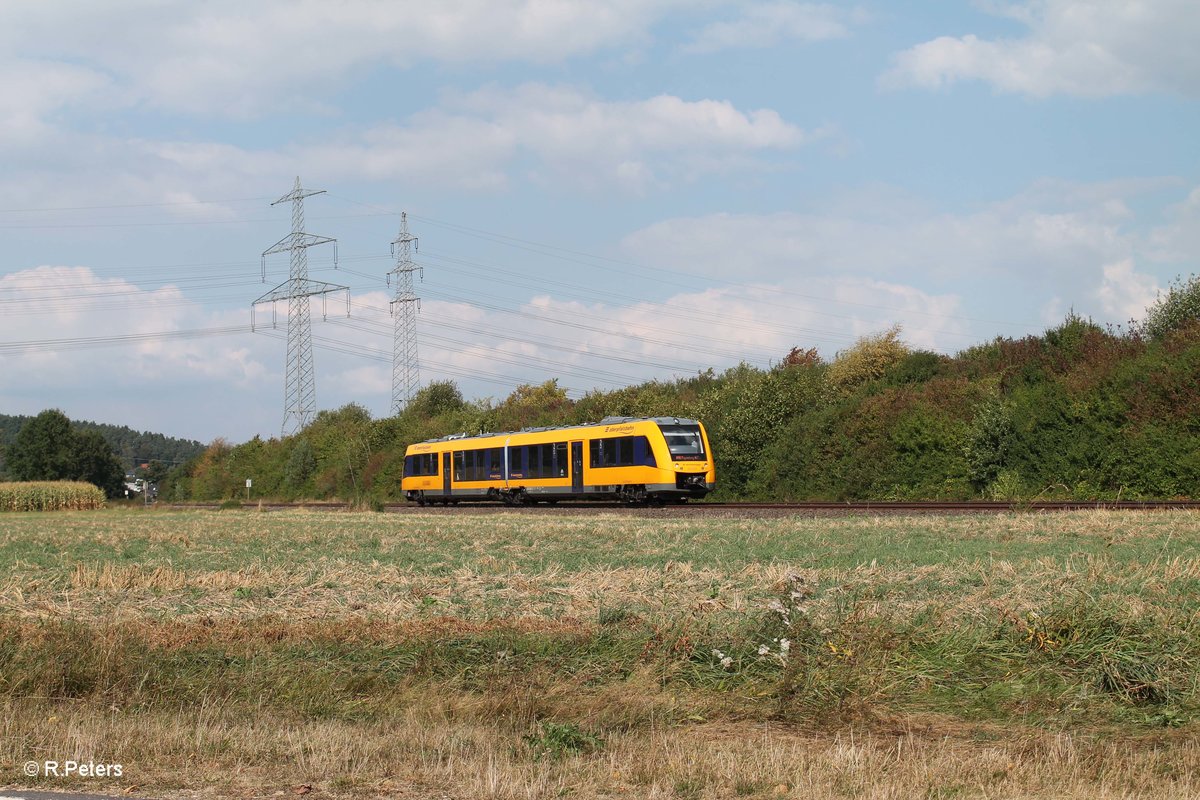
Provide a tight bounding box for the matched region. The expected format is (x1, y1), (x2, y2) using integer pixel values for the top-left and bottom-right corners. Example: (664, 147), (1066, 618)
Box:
(758, 644), (770, 656)
(720, 656), (733, 669)
(779, 638), (791, 653)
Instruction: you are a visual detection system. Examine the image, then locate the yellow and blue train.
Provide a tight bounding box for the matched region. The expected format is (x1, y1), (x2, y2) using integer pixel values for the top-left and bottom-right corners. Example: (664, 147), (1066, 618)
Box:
(401, 416), (715, 505)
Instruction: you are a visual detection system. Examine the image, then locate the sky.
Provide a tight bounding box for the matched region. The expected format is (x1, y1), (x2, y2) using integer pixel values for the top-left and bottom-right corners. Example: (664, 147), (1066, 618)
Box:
(1, 0), (1197, 444)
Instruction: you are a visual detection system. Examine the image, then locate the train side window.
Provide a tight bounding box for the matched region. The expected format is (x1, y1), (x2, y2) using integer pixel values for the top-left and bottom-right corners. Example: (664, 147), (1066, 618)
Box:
(489, 448), (503, 479)
(619, 437), (634, 466)
(428, 453), (438, 475)
(636, 437), (656, 467)
(404, 456), (414, 477)
(510, 447), (523, 477)
(540, 445), (553, 477)
(554, 442), (567, 477)
(527, 446), (540, 479)
(589, 439), (601, 468)
(453, 451), (464, 482)
(603, 438), (617, 466)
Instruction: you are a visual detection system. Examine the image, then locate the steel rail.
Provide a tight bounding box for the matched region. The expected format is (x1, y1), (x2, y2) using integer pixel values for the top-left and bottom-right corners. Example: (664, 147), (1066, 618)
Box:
(166, 500), (1200, 513)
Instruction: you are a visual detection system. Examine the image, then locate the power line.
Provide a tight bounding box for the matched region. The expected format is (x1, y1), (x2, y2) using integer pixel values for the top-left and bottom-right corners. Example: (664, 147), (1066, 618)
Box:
(404, 212), (1037, 330)
(0, 196), (272, 214)
(334, 265), (779, 364)
(0, 325), (250, 355)
(342, 295), (727, 375)
(0, 211), (394, 230)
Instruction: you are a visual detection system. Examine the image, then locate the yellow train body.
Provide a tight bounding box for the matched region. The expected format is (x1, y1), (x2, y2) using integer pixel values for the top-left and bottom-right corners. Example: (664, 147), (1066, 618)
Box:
(401, 416), (715, 505)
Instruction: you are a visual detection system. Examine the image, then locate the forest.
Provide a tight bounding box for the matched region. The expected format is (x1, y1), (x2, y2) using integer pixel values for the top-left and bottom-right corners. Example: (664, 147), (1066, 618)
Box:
(0, 414), (204, 483)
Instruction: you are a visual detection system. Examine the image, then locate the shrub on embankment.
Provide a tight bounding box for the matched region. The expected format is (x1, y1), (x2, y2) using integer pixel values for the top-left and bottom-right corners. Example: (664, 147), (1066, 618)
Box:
(0, 481), (106, 511)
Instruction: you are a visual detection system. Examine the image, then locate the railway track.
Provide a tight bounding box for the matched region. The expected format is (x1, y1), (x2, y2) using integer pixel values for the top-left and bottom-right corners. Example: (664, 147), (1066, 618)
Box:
(169, 499), (1200, 514)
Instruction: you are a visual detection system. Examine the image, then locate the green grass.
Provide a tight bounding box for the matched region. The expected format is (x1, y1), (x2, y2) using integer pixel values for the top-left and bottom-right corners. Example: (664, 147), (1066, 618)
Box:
(2, 509), (1199, 797)
(1, 508), (1195, 574)
(0, 510), (1195, 729)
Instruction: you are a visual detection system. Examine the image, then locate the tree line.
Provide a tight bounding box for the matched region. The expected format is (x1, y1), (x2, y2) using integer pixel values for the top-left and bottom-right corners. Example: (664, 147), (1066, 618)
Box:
(0, 412), (206, 496)
(0, 410), (126, 496)
(7, 274), (1197, 503)
(166, 275), (1200, 503)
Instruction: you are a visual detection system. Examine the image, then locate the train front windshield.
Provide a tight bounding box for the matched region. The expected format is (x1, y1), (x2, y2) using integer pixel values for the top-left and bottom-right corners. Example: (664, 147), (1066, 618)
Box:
(660, 424), (706, 460)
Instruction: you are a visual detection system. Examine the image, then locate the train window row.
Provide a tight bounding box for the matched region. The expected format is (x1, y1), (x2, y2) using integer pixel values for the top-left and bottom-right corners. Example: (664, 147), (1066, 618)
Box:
(449, 442), (571, 481)
(590, 436), (655, 469)
(454, 448), (504, 482)
(509, 442), (569, 479)
(403, 452), (438, 477)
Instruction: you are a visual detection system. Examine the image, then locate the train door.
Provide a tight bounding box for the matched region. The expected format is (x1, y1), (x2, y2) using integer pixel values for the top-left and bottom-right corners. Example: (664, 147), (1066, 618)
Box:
(442, 452), (452, 496)
(571, 441), (583, 493)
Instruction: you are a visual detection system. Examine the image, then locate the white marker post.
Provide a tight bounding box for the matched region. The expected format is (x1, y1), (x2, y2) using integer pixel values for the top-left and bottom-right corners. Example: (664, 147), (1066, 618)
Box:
(246, 478), (252, 502)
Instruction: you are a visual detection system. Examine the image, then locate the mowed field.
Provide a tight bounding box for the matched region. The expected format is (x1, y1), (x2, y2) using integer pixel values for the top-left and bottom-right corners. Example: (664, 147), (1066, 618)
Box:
(2, 509), (1199, 799)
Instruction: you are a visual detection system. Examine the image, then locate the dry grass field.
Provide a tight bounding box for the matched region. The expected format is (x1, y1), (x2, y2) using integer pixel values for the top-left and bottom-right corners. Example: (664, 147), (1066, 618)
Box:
(2, 508), (1199, 799)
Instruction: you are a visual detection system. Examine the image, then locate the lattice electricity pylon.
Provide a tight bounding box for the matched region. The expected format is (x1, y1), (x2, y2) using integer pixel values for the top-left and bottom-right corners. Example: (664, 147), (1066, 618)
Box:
(252, 177), (349, 437)
(388, 212), (423, 415)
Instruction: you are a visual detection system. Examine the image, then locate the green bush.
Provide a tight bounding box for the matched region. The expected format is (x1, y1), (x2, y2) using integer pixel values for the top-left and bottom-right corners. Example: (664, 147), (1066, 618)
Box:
(964, 394), (1014, 491)
(1140, 273), (1200, 340)
(826, 325), (910, 397)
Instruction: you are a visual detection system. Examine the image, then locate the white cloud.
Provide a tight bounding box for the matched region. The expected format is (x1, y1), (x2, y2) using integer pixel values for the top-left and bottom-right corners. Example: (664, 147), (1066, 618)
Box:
(882, 0), (1200, 97)
(621, 190), (1129, 286)
(1093, 259), (1160, 323)
(683, 2), (860, 53)
(37, 84), (808, 199)
(620, 181), (1200, 342)
(0, 0), (689, 117)
(0, 266), (264, 384)
(0, 60), (114, 145)
(0, 266), (277, 439)
(1147, 186), (1200, 264)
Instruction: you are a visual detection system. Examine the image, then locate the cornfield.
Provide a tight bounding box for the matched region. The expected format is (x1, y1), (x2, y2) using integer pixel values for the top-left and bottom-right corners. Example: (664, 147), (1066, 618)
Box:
(0, 481), (106, 511)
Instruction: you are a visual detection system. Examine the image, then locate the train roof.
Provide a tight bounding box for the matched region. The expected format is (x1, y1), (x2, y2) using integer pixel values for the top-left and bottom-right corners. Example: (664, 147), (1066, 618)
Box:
(418, 416), (701, 445)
